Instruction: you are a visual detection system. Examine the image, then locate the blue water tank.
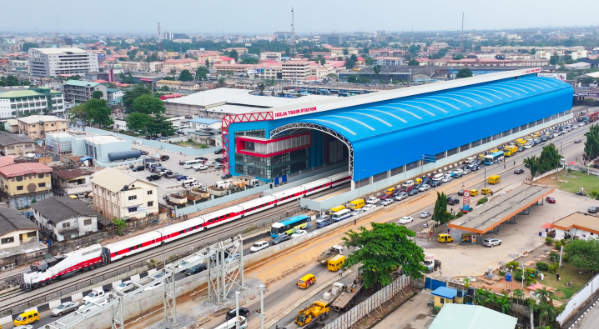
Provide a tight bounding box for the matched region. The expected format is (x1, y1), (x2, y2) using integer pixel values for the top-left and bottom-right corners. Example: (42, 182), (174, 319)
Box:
(505, 273), (512, 282)
(108, 150), (142, 162)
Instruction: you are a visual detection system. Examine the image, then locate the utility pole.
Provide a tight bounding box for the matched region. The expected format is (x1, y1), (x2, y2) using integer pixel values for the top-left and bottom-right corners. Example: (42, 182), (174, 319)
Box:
(461, 12), (465, 51)
(290, 8), (297, 56)
(259, 285), (266, 329)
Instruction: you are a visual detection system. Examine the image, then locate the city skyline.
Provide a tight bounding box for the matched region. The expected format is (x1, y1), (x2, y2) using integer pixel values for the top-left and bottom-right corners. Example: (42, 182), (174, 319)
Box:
(2, 0), (599, 34)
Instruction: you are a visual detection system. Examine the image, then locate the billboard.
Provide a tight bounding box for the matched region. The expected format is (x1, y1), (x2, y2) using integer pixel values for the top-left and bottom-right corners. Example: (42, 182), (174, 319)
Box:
(538, 73), (567, 81)
(462, 190), (471, 212)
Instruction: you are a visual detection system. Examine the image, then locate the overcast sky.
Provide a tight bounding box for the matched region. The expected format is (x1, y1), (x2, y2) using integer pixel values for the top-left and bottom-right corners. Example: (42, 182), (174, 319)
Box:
(2, 0), (598, 35)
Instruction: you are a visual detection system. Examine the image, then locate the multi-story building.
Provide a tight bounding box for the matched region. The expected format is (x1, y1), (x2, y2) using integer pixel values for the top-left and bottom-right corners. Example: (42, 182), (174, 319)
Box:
(17, 115), (68, 140)
(0, 131), (35, 156)
(260, 52), (283, 62)
(32, 197), (104, 241)
(51, 168), (96, 197)
(282, 59), (311, 80)
(223, 47), (248, 55)
(0, 87), (65, 119)
(118, 61), (163, 72)
(0, 162), (53, 208)
(9, 60), (29, 73)
(430, 42), (449, 50)
(162, 58), (199, 72)
(63, 80), (108, 105)
(369, 49), (405, 58)
(90, 168), (158, 220)
(28, 48), (99, 77)
(374, 57), (404, 66)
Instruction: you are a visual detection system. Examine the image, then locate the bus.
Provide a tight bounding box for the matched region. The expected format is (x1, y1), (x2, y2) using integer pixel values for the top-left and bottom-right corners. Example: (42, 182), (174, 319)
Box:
(484, 151), (505, 165)
(183, 159), (203, 168)
(332, 209), (352, 222)
(270, 215), (310, 238)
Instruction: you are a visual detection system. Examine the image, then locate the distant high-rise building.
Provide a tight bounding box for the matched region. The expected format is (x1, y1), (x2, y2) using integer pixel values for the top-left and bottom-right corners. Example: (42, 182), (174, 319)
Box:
(275, 31), (292, 41)
(319, 34), (345, 46)
(28, 48), (99, 77)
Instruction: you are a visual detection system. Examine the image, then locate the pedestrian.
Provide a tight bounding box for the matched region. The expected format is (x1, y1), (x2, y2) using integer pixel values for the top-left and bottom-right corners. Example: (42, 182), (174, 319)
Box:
(447, 228), (450, 235)
(462, 183), (465, 188)
(354, 219), (357, 225)
(339, 269), (343, 277)
(556, 272), (561, 281)
(514, 161), (516, 167)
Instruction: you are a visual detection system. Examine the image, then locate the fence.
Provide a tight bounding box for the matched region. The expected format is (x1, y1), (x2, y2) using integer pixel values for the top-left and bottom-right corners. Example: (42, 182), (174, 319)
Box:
(557, 271), (599, 325)
(323, 275), (412, 329)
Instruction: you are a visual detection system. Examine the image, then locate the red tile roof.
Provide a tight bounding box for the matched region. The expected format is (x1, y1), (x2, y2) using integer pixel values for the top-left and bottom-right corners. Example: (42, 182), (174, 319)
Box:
(0, 163), (52, 178)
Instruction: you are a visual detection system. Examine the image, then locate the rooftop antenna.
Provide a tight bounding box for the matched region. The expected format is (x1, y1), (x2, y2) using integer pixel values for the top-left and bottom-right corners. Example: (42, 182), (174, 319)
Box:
(461, 12), (465, 51)
(290, 7), (297, 55)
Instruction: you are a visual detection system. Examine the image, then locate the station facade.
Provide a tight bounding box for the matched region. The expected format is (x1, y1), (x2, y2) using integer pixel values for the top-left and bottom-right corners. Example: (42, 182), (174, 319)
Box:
(222, 68), (574, 192)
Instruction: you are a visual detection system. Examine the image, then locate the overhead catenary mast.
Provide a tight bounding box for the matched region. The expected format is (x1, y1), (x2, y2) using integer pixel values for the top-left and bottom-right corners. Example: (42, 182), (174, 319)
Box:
(290, 8), (297, 56)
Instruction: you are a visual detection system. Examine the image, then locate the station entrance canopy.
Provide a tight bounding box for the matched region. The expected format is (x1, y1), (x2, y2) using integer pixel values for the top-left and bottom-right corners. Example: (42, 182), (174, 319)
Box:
(449, 185), (554, 234)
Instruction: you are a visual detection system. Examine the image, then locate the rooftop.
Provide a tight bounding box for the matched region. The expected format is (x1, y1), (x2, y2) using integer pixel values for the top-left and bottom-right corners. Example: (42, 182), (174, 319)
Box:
(90, 168), (154, 193)
(31, 48), (88, 55)
(190, 118), (220, 125)
(31, 197), (101, 223)
(63, 80), (101, 87)
(0, 131), (34, 146)
(450, 185), (555, 234)
(53, 169), (97, 180)
(0, 90), (43, 98)
(552, 212), (599, 235)
(18, 115), (67, 124)
(0, 208), (39, 237)
(429, 304), (517, 329)
(0, 155), (17, 167)
(0, 162), (53, 178)
(431, 286), (457, 299)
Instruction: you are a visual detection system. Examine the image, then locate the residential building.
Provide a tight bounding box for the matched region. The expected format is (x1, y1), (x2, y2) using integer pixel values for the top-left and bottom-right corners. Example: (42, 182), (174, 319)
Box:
(260, 52), (282, 62)
(62, 80), (108, 105)
(0, 87), (65, 119)
(374, 57), (404, 66)
(0, 57), (8, 66)
(213, 63), (261, 75)
(0, 208), (39, 250)
(106, 88), (124, 106)
(255, 64), (282, 80)
(51, 169), (96, 197)
(0, 131), (35, 156)
(0, 162), (53, 208)
(90, 168), (159, 220)
(3, 119), (18, 133)
(196, 51), (220, 64)
(32, 197), (105, 241)
(162, 58), (199, 72)
(28, 48), (99, 77)
(118, 61), (163, 72)
(9, 60), (29, 73)
(551, 212), (599, 240)
(156, 80), (183, 90)
(179, 81), (202, 92)
(430, 42), (449, 50)
(282, 59), (311, 80)
(18, 115), (68, 140)
(369, 49), (405, 58)
(223, 47), (248, 54)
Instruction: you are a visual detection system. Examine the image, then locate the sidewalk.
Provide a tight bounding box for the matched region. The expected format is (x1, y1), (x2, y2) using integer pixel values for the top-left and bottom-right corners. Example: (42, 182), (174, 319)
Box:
(371, 291), (433, 329)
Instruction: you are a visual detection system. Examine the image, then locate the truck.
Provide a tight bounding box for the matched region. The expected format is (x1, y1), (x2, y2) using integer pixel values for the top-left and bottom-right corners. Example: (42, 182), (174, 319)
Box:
(284, 300), (330, 329)
(589, 112), (599, 123)
(503, 145), (518, 157)
(316, 245), (344, 265)
(331, 280), (363, 312)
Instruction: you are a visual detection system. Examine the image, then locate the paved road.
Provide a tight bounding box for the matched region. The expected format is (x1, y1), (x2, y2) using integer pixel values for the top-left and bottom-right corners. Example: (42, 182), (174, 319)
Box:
(577, 303), (599, 329)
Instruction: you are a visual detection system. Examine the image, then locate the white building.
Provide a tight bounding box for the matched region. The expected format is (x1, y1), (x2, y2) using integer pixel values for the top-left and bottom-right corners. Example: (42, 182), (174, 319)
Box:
(32, 197), (104, 241)
(282, 59), (311, 80)
(28, 48), (99, 77)
(260, 52), (282, 62)
(551, 212), (599, 240)
(90, 168), (159, 220)
(9, 60), (29, 73)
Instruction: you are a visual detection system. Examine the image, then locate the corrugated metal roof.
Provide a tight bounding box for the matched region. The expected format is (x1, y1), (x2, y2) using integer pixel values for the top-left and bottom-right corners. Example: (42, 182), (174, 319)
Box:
(63, 80), (100, 87)
(299, 76), (570, 143)
(0, 208), (39, 236)
(0, 162), (52, 178)
(429, 304), (517, 329)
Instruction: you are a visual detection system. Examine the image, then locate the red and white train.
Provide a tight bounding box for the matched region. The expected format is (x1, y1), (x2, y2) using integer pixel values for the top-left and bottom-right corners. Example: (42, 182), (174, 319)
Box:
(22, 172), (351, 290)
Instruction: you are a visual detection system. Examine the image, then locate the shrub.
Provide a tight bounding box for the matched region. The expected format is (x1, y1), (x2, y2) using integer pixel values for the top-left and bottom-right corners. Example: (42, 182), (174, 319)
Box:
(545, 237), (553, 245)
(536, 262), (549, 271)
(562, 254), (569, 263)
(555, 241), (562, 250)
(456, 212), (464, 218)
(432, 306), (441, 315)
(561, 239), (567, 246)
(477, 197), (489, 205)
(549, 252), (560, 264)
(498, 270), (506, 277)
(548, 265), (557, 274)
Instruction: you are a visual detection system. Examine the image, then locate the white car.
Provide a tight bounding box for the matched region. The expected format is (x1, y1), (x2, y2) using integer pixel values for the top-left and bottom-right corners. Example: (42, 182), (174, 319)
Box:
(143, 281), (164, 291)
(420, 211), (432, 218)
(483, 238), (502, 247)
(14, 326), (34, 329)
(363, 204), (376, 211)
(402, 180), (414, 187)
(398, 216), (414, 224)
(114, 280), (136, 294)
(418, 184), (430, 192)
(432, 173), (444, 181)
(291, 230), (308, 239)
(462, 168), (471, 175)
(351, 208), (365, 216)
(51, 301), (80, 317)
(250, 240), (269, 253)
(366, 196), (380, 204)
(452, 169), (463, 176)
(193, 164), (208, 171)
(579, 122), (585, 127)
(441, 176), (452, 183)
(524, 143), (533, 149)
(395, 192), (408, 201)
(381, 199), (393, 206)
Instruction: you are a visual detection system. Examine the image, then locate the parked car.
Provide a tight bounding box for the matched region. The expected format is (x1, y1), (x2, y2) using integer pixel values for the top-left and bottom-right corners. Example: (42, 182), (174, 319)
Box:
(458, 189), (465, 196)
(398, 216), (414, 224)
(546, 196), (556, 204)
(574, 139), (582, 144)
(176, 175), (188, 181)
(271, 234), (291, 245)
(366, 196), (380, 204)
(420, 211), (432, 218)
(291, 230), (308, 239)
(226, 307), (250, 321)
(447, 197), (460, 205)
(381, 199), (394, 206)
(160, 155), (170, 161)
(589, 206), (599, 214)
(514, 168), (524, 175)
(408, 189), (419, 196)
(214, 148), (224, 154)
(452, 169), (464, 176)
(362, 204), (376, 211)
(166, 172), (181, 178)
(394, 192), (408, 201)
(114, 280), (136, 294)
(418, 184), (431, 192)
(193, 164), (208, 171)
(215, 158), (223, 163)
(148, 174), (161, 181)
(430, 180), (442, 187)
(195, 157), (208, 161)
(441, 176), (452, 183)
(221, 174), (232, 179)
(402, 180), (414, 187)
(470, 165), (480, 171)
(380, 193), (392, 200)
(184, 264), (208, 276)
(350, 209), (365, 216)
(317, 219), (333, 229)
(132, 165), (144, 172)
(483, 238), (502, 247)
(51, 301), (80, 317)
(249, 241), (269, 253)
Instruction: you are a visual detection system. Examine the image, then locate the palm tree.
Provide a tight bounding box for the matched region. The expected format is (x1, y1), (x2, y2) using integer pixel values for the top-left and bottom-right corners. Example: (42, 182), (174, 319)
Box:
(496, 293), (512, 314)
(538, 303), (557, 327)
(535, 287), (555, 306)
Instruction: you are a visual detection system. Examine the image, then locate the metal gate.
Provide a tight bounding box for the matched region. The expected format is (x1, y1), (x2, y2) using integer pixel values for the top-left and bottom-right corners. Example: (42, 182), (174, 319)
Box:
(425, 277), (446, 290)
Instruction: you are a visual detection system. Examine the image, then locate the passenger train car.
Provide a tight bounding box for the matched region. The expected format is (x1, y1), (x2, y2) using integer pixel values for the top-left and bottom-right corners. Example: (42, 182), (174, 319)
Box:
(21, 172), (350, 290)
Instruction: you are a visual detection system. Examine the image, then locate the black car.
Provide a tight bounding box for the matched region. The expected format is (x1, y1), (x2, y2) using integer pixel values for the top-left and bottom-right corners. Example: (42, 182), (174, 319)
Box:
(132, 165), (144, 172)
(458, 189), (464, 196)
(470, 165), (480, 171)
(430, 180), (442, 187)
(215, 158), (223, 163)
(185, 264), (207, 276)
(160, 155), (170, 161)
(148, 174), (161, 181)
(195, 157), (208, 161)
(225, 307), (250, 320)
(179, 160), (185, 165)
(214, 148), (224, 154)
(447, 197), (460, 205)
(514, 168), (524, 175)
(317, 220), (333, 229)
(271, 234), (291, 245)
(408, 189), (419, 196)
(421, 177), (431, 185)
(221, 173), (232, 179)
(589, 206), (599, 214)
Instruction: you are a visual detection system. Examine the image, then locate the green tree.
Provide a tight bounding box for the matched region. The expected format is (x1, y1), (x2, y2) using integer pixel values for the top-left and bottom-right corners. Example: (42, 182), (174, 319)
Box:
(132, 94), (166, 115)
(538, 143), (562, 173)
(119, 72), (134, 84)
(326, 73), (338, 81)
(179, 69), (193, 81)
(319, 58), (326, 65)
(229, 49), (239, 62)
(217, 77), (227, 87)
(195, 66), (209, 81)
(496, 293), (512, 314)
(159, 85), (170, 91)
(523, 155), (540, 180)
(147, 114), (175, 136)
(342, 223), (427, 289)
(584, 124), (599, 159)
(84, 99), (113, 127)
(126, 112), (152, 132)
(205, 59), (210, 67)
(123, 84), (152, 111)
(0, 75), (29, 87)
(240, 57), (259, 64)
(549, 53), (560, 65)
(22, 42), (40, 52)
(456, 68), (473, 79)
(343, 48), (349, 55)
(92, 90), (104, 99)
(453, 54), (465, 60)
(113, 217), (127, 236)
(408, 59), (419, 66)
(432, 192), (450, 225)
(373, 65), (381, 79)
(565, 239), (599, 273)
(258, 83), (266, 95)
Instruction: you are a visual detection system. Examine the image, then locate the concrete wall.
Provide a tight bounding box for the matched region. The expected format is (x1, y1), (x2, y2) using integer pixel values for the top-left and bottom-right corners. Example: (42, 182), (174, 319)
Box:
(557, 271), (599, 324)
(301, 114), (574, 212)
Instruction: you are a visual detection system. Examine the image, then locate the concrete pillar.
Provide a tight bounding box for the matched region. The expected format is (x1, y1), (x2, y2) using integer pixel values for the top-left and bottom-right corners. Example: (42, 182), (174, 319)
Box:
(351, 180), (355, 191)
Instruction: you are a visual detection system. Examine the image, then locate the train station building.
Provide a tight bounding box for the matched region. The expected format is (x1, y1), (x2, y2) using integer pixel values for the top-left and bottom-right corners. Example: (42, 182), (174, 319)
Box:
(223, 68), (574, 199)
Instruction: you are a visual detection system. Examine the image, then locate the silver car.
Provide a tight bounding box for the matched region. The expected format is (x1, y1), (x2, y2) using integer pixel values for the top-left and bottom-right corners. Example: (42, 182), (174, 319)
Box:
(52, 301), (80, 317)
(483, 238), (502, 247)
